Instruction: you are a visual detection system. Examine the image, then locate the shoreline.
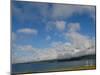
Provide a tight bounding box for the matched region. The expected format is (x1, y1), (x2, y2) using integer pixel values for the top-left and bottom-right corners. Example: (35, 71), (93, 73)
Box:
(11, 65), (96, 75)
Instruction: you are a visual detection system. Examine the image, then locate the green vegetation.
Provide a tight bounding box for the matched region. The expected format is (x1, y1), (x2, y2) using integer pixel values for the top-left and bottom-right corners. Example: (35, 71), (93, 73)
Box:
(46, 65), (96, 72)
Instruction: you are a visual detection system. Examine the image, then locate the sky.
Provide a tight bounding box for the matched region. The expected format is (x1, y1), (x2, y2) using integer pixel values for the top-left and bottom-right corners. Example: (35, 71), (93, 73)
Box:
(12, 1), (96, 63)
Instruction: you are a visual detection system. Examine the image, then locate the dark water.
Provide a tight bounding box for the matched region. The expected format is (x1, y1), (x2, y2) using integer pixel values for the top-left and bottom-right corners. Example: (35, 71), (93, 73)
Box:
(12, 59), (96, 74)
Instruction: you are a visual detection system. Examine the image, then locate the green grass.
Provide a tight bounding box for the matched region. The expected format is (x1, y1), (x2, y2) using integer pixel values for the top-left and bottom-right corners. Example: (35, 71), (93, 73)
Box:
(46, 65), (96, 72)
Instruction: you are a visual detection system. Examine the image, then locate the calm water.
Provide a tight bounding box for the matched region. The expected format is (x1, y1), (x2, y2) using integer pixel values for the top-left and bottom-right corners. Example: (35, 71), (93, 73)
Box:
(12, 59), (96, 74)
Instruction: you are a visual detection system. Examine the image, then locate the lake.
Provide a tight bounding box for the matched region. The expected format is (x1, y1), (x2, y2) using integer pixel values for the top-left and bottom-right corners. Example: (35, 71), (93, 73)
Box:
(12, 58), (96, 74)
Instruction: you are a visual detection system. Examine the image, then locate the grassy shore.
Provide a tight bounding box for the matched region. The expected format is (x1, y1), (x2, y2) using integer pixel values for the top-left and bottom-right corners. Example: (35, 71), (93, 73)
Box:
(12, 65), (96, 75)
(46, 65), (96, 72)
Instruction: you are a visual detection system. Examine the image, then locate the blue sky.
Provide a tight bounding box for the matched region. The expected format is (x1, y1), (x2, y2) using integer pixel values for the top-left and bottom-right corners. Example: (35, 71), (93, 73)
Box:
(12, 1), (96, 63)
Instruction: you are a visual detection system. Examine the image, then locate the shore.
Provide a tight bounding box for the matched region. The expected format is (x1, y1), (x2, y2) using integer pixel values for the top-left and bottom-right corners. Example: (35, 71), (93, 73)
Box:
(12, 65), (96, 75)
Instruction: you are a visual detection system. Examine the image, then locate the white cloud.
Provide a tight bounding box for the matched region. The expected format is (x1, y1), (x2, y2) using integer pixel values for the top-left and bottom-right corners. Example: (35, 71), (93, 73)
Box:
(17, 45), (34, 51)
(67, 23), (80, 32)
(12, 44), (58, 64)
(64, 22), (95, 57)
(46, 20), (66, 32)
(17, 28), (38, 35)
(52, 4), (95, 20)
(12, 37), (95, 64)
(55, 21), (66, 31)
(65, 22), (94, 49)
(52, 4), (75, 19)
(65, 32), (94, 49)
(37, 48), (57, 61)
(51, 41), (64, 47)
(12, 44), (37, 64)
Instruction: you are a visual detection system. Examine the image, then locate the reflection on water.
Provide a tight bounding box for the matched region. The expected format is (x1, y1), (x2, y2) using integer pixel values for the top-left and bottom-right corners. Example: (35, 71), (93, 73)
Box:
(12, 59), (96, 74)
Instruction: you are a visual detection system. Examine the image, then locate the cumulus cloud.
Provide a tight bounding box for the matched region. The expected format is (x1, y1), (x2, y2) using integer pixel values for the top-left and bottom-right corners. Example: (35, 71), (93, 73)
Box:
(65, 32), (92, 48)
(37, 48), (57, 61)
(52, 4), (95, 20)
(51, 41), (64, 47)
(55, 21), (66, 31)
(65, 23), (93, 48)
(17, 45), (34, 51)
(46, 20), (66, 32)
(64, 22), (95, 56)
(12, 44), (58, 64)
(67, 23), (80, 32)
(52, 4), (75, 19)
(17, 28), (38, 35)
(12, 44), (37, 63)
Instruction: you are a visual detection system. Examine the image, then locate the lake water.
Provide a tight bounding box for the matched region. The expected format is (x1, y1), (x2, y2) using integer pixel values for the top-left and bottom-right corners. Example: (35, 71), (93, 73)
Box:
(12, 59), (96, 74)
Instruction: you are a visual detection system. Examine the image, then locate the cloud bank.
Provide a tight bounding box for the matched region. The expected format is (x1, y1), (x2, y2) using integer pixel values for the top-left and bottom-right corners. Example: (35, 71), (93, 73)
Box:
(12, 23), (95, 64)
